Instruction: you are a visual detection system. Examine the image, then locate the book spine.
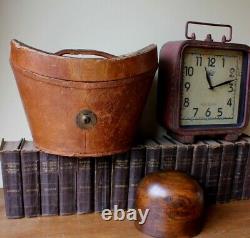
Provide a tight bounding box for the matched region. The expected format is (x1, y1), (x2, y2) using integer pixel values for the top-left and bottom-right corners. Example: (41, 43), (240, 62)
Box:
(77, 158), (94, 214)
(205, 145), (222, 204)
(21, 150), (40, 217)
(191, 144), (208, 185)
(216, 143), (235, 203)
(127, 147), (145, 209)
(110, 153), (130, 209)
(59, 157), (77, 215)
(231, 142), (248, 200)
(160, 146), (176, 171)
(175, 145), (193, 174)
(242, 143), (250, 199)
(40, 152), (59, 216)
(145, 147), (160, 175)
(0, 151), (24, 218)
(94, 157), (111, 212)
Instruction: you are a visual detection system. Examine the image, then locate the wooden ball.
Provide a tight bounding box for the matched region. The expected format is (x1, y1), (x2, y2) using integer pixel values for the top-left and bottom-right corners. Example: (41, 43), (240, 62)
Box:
(135, 171), (204, 238)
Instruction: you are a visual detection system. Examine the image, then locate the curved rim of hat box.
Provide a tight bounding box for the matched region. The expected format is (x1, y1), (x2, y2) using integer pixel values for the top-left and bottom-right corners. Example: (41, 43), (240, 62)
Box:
(10, 40), (158, 157)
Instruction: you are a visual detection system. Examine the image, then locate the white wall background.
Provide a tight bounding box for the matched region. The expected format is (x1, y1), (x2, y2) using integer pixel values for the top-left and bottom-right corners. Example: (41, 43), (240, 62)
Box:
(1, 0), (250, 187)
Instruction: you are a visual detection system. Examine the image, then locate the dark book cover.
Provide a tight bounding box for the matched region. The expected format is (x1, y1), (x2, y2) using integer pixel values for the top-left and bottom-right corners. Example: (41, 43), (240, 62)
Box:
(166, 135), (193, 174)
(231, 139), (248, 200)
(77, 158), (94, 214)
(21, 141), (40, 217)
(40, 152), (59, 216)
(127, 144), (145, 209)
(191, 141), (208, 186)
(110, 152), (130, 209)
(204, 140), (222, 204)
(242, 136), (250, 199)
(145, 139), (160, 175)
(94, 157), (111, 212)
(0, 139), (24, 218)
(59, 156), (77, 215)
(155, 136), (176, 171)
(216, 140), (236, 203)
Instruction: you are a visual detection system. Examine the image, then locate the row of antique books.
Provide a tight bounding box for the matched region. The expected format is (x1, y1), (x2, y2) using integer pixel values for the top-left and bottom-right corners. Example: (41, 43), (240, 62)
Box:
(1, 135), (250, 218)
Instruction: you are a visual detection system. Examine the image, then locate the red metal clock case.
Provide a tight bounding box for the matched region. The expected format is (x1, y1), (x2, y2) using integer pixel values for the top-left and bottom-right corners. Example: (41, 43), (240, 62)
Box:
(158, 40), (250, 143)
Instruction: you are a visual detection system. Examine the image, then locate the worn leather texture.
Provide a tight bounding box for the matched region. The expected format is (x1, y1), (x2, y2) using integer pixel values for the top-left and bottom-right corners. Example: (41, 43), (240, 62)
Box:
(10, 40), (158, 157)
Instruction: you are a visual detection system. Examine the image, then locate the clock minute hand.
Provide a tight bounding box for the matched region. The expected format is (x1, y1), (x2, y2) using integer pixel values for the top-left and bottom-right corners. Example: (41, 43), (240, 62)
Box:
(205, 67), (214, 90)
(212, 79), (235, 89)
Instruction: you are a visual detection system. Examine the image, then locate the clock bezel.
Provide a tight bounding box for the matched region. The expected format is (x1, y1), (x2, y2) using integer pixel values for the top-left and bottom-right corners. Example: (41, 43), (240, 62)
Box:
(160, 40), (250, 137)
(180, 44), (248, 129)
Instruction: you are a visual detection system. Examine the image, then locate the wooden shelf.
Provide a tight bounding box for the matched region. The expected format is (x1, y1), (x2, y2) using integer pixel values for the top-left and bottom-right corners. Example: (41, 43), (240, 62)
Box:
(0, 189), (250, 238)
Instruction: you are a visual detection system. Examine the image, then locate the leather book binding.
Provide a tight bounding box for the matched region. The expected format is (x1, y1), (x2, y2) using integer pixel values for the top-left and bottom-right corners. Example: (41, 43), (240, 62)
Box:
(191, 141), (208, 186)
(216, 140), (236, 203)
(110, 153), (130, 209)
(0, 139), (24, 218)
(166, 136), (193, 174)
(204, 140), (222, 204)
(231, 139), (248, 200)
(59, 157), (77, 215)
(155, 136), (176, 171)
(21, 141), (40, 217)
(127, 145), (145, 209)
(77, 158), (94, 214)
(145, 140), (160, 175)
(40, 152), (59, 216)
(94, 157), (111, 212)
(242, 136), (250, 199)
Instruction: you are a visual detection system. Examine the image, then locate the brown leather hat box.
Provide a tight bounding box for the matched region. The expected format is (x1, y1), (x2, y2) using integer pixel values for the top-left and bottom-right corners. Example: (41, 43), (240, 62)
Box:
(10, 40), (158, 157)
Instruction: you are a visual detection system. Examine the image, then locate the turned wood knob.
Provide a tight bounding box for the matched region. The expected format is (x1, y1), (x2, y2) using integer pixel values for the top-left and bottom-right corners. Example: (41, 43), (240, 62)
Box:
(135, 171), (204, 238)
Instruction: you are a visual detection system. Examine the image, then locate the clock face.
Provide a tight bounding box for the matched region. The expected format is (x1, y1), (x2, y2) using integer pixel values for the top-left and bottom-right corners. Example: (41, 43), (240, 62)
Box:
(180, 47), (245, 127)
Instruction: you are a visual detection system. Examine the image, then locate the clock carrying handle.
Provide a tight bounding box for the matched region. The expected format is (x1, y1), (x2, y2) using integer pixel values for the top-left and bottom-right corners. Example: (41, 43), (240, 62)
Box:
(185, 21), (232, 43)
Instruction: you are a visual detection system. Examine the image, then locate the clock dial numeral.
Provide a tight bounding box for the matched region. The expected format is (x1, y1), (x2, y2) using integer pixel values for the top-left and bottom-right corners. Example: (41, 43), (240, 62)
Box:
(205, 108), (211, 117)
(184, 66), (194, 76)
(193, 107), (198, 117)
(228, 82), (234, 92)
(222, 57), (225, 67)
(180, 47), (243, 126)
(217, 108), (223, 117)
(196, 56), (202, 66)
(229, 67), (236, 78)
(184, 82), (191, 91)
(227, 98), (232, 107)
(208, 57), (216, 67)
(183, 98), (190, 107)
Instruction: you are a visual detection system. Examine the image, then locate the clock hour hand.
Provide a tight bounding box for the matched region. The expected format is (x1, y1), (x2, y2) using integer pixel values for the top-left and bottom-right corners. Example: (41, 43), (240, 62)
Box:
(212, 79), (235, 89)
(205, 67), (214, 90)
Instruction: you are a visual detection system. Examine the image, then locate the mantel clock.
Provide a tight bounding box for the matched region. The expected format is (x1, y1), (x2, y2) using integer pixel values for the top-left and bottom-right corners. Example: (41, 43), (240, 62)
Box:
(158, 21), (250, 143)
